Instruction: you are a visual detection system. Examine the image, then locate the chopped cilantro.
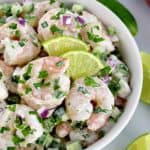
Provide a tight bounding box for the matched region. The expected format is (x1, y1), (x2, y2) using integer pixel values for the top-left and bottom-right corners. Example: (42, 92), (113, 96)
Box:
(23, 63), (33, 80)
(36, 132), (53, 147)
(53, 78), (60, 90)
(98, 66), (111, 77)
(99, 130), (105, 137)
(9, 23), (17, 29)
(0, 18), (6, 25)
(34, 80), (50, 89)
(8, 104), (16, 112)
(50, 24), (63, 34)
(0, 71), (3, 80)
(117, 64), (129, 74)
(94, 107), (109, 113)
(12, 134), (24, 145)
(84, 77), (100, 87)
(22, 126), (33, 137)
(25, 87), (32, 94)
(43, 82), (51, 87)
(29, 111), (37, 115)
(72, 121), (87, 129)
(6, 93), (20, 104)
(53, 90), (66, 99)
(60, 2), (65, 8)
(7, 147), (16, 150)
(33, 82), (42, 89)
(38, 70), (48, 79)
(51, 8), (66, 20)
(18, 39), (27, 47)
(108, 78), (121, 95)
(15, 116), (25, 129)
(15, 30), (20, 38)
(41, 21), (48, 28)
(0, 126), (10, 133)
(49, 0), (56, 4)
(87, 31), (104, 43)
(77, 86), (89, 94)
(55, 61), (64, 67)
(11, 75), (25, 84)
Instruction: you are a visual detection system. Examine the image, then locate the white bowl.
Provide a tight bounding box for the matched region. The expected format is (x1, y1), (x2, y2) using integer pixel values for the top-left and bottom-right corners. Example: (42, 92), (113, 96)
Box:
(2, 0), (143, 149)
(65, 0), (143, 150)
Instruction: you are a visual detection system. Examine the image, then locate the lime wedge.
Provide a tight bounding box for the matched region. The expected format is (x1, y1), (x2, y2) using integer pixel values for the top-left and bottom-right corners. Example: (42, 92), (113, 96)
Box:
(62, 51), (104, 79)
(42, 36), (89, 56)
(140, 52), (150, 104)
(126, 133), (150, 150)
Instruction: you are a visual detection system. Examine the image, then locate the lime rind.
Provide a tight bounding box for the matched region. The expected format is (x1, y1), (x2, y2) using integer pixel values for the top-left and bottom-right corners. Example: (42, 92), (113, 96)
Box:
(126, 133), (150, 150)
(42, 36), (89, 56)
(140, 52), (150, 104)
(62, 51), (104, 79)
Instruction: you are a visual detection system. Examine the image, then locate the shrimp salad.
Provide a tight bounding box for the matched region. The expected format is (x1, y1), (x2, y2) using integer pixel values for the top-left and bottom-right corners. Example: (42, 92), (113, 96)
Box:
(0, 0), (131, 150)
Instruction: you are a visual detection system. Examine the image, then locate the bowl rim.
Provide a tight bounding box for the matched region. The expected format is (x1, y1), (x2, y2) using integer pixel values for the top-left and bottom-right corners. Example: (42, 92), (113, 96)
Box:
(0, 0), (143, 150)
(84, 1), (143, 150)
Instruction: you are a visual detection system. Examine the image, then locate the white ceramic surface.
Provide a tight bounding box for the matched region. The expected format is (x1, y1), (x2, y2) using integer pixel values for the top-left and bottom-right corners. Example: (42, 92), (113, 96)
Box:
(104, 0), (150, 149)
(0, 0), (143, 150)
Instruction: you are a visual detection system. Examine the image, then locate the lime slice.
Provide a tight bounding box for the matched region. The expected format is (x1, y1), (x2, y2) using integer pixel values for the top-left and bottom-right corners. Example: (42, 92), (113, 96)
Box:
(62, 51), (104, 79)
(140, 52), (150, 104)
(126, 133), (150, 150)
(42, 36), (89, 56)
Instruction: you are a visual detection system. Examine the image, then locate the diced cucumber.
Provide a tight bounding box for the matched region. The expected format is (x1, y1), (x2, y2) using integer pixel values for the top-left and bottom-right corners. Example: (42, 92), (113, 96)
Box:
(72, 4), (84, 14)
(11, 3), (23, 17)
(23, 2), (34, 13)
(111, 106), (121, 119)
(66, 141), (82, 150)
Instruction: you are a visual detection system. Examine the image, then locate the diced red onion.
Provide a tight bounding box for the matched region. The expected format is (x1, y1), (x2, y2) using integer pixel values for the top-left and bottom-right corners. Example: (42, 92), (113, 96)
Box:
(76, 16), (85, 25)
(38, 107), (54, 119)
(62, 16), (72, 25)
(107, 56), (117, 69)
(18, 18), (26, 26)
(115, 97), (127, 108)
(101, 76), (112, 84)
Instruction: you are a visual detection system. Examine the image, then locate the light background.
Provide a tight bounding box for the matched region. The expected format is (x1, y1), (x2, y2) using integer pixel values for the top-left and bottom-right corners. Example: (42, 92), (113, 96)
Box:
(104, 0), (150, 150)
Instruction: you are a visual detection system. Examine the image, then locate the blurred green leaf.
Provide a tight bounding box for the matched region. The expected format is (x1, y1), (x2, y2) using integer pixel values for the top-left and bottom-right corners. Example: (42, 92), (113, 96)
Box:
(97, 0), (138, 36)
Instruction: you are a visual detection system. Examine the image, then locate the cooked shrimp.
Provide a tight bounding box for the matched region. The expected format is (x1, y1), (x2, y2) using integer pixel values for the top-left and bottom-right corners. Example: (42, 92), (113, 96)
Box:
(66, 77), (114, 131)
(0, 60), (18, 94)
(80, 22), (115, 53)
(55, 122), (71, 138)
(0, 67), (9, 101)
(0, 104), (44, 149)
(14, 56), (70, 110)
(0, 20), (40, 65)
(38, 8), (81, 41)
(33, 0), (60, 21)
(0, 60), (14, 101)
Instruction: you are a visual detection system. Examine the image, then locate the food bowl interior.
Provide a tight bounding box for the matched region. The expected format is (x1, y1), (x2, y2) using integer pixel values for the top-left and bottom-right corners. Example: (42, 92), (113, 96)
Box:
(1, 0), (143, 149)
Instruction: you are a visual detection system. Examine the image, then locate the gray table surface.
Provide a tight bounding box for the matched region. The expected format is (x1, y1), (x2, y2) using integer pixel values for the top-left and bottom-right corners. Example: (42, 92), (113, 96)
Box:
(104, 0), (150, 150)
